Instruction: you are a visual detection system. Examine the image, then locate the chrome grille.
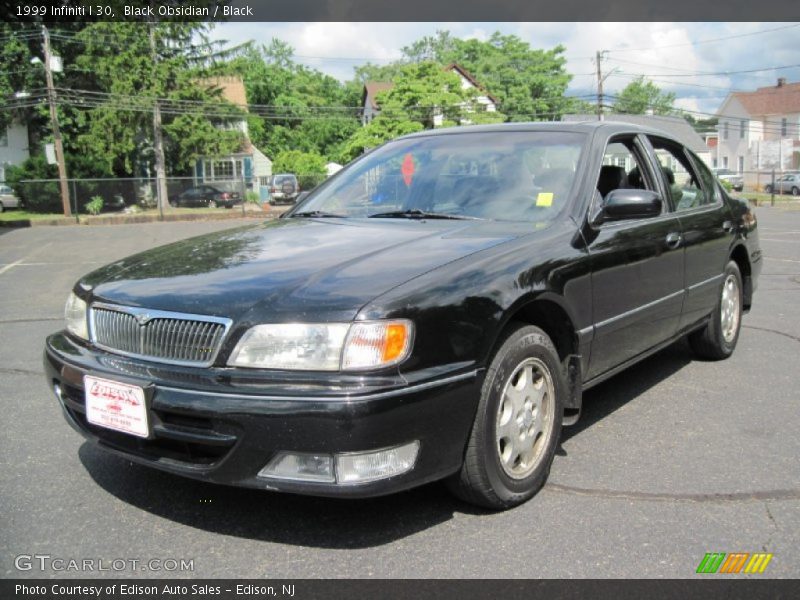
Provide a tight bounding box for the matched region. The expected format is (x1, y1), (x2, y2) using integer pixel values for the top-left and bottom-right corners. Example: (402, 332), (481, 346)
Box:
(90, 304), (231, 367)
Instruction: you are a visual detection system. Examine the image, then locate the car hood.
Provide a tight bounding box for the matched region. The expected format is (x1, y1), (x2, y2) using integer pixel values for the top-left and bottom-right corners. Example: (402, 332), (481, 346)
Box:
(81, 218), (523, 323)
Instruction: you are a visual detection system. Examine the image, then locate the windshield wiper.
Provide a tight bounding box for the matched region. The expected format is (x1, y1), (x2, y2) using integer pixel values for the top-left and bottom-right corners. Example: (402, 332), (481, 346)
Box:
(290, 210), (347, 218)
(367, 209), (480, 220)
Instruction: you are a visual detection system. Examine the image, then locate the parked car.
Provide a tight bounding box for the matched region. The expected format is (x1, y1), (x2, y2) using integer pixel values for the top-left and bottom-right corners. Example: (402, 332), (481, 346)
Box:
(712, 168), (744, 192)
(764, 173), (800, 196)
(0, 185), (21, 212)
(169, 185), (241, 208)
(45, 122), (761, 510)
(268, 174), (300, 204)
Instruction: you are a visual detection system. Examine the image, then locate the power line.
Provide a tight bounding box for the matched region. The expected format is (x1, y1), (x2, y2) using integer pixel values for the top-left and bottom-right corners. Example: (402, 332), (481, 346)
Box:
(607, 23), (800, 54)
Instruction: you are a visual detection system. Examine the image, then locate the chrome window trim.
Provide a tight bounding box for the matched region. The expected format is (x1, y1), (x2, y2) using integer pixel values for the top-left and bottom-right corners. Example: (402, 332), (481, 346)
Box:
(89, 302), (233, 368)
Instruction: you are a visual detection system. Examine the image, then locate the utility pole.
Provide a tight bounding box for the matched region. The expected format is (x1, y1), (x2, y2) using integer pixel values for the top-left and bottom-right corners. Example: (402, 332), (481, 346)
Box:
(149, 20), (168, 217)
(42, 26), (71, 217)
(595, 50), (604, 121)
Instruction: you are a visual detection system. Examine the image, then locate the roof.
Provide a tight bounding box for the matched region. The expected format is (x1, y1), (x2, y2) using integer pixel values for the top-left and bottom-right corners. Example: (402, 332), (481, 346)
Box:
(394, 121), (710, 146)
(362, 82), (395, 110)
(197, 76), (248, 109)
(725, 80), (800, 116)
(562, 114), (709, 154)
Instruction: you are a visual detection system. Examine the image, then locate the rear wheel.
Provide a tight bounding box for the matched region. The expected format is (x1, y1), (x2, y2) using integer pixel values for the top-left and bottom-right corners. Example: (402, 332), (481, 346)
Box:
(689, 260), (743, 360)
(764, 184), (773, 194)
(792, 187), (799, 196)
(447, 324), (564, 509)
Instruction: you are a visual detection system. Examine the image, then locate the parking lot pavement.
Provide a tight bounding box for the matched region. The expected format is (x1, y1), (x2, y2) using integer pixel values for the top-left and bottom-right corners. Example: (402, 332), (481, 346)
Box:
(1, 211), (798, 579)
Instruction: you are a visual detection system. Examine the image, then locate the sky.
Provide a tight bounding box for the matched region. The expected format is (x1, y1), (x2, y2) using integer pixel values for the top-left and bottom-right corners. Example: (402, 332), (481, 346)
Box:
(209, 22), (800, 117)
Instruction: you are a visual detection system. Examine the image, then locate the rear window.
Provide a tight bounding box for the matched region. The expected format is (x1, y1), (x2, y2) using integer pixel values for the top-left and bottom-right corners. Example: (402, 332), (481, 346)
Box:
(300, 131), (586, 221)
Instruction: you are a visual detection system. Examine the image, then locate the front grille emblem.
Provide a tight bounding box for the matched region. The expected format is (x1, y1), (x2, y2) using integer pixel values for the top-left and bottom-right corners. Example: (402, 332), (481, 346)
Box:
(135, 313), (152, 326)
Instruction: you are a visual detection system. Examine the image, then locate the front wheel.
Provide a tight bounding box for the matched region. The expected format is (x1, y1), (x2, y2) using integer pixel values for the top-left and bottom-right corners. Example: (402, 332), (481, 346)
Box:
(689, 261), (743, 360)
(792, 187), (799, 197)
(447, 324), (564, 509)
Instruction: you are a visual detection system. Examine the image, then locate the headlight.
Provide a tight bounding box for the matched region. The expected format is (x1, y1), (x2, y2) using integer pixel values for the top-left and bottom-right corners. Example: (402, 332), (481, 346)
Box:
(64, 292), (89, 340)
(228, 320), (413, 371)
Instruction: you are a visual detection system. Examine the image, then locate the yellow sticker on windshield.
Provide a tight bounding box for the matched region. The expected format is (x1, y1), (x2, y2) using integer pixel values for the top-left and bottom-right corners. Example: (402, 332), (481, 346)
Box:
(536, 192), (554, 207)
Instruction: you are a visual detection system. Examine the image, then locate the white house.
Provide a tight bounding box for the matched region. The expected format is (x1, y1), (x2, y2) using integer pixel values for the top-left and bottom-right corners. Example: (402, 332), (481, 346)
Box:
(193, 76), (272, 195)
(361, 63), (499, 127)
(715, 78), (800, 182)
(0, 120), (30, 183)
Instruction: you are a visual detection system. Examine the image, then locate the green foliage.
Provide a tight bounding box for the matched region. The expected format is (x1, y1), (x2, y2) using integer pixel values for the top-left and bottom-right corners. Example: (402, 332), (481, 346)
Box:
(85, 196), (104, 215)
(245, 191), (261, 203)
(5, 156), (61, 213)
(397, 32), (573, 122)
(614, 76), (676, 115)
(272, 150), (327, 189)
(222, 41), (361, 162)
(720, 179), (733, 192)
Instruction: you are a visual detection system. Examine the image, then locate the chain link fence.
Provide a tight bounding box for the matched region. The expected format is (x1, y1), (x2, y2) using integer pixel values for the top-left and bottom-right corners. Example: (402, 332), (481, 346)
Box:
(10, 173), (330, 217)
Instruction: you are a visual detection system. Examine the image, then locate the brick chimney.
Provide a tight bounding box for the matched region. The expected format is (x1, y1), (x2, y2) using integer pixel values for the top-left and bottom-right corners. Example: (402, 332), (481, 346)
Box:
(777, 78), (786, 87)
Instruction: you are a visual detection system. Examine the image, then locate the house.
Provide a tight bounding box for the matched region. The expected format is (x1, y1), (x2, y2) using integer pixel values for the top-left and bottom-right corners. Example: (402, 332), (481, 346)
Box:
(193, 76), (272, 195)
(361, 63), (499, 127)
(0, 120), (30, 183)
(715, 78), (800, 180)
(562, 113), (713, 168)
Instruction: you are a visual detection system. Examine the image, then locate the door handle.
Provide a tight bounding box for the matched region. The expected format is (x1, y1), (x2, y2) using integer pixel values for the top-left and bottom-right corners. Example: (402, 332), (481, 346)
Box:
(722, 220), (734, 233)
(665, 232), (682, 249)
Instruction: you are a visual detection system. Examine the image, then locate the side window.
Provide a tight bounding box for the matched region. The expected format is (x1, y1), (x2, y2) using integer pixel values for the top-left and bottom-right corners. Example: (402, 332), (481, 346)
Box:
(648, 137), (710, 212)
(596, 137), (654, 201)
(687, 150), (722, 205)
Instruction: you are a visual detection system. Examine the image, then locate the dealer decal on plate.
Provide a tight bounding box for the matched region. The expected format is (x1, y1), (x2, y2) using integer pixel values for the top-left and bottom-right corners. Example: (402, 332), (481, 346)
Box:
(84, 375), (149, 438)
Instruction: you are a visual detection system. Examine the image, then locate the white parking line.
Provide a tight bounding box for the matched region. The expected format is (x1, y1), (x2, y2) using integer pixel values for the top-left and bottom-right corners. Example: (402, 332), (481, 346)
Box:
(0, 259), (24, 276)
(764, 257), (800, 264)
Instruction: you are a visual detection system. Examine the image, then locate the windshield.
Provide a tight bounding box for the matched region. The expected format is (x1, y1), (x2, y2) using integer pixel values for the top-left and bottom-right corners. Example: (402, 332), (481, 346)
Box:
(299, 131), (586, 221)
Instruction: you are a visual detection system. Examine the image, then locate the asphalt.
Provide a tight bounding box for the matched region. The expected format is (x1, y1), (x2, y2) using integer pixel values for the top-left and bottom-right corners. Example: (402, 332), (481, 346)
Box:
(0, 210), (798, 579)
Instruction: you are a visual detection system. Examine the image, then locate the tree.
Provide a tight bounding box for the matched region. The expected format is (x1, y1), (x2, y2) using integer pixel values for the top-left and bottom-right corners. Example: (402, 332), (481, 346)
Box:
(436, 33), (574, 121)
(613, 76), (676, 115)
(222, 40), (361, 162)
(70, 22), (245, 177)
(272, 150), (327, 189)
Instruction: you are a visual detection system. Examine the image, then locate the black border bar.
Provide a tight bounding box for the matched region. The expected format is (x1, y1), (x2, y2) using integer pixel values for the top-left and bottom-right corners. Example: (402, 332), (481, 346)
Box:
(3, 579), (800, 600)
(1, 0), (799, 22)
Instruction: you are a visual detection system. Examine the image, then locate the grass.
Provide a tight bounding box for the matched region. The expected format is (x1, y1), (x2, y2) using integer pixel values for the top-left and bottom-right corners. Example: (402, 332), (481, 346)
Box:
(0, 210), (68, 222)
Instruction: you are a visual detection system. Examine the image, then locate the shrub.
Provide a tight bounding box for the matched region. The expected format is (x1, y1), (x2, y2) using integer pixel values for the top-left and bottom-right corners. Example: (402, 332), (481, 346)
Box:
(85, 196), (104, 215)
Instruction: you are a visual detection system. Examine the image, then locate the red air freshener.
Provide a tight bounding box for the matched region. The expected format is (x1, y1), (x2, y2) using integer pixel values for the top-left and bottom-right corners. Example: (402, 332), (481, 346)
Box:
(401, 153), (415, 186)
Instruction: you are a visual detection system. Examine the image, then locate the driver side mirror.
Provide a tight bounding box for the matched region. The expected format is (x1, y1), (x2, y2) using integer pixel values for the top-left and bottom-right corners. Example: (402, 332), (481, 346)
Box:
(595, 189), (662, 224)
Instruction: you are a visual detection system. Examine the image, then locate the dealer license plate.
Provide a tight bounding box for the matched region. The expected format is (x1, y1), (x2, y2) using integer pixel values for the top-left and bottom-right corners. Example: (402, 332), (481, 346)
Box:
(84, 375), (149, 438)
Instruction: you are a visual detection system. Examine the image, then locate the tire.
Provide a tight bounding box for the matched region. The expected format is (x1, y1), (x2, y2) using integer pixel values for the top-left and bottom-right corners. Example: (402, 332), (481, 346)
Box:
(764, 185), (772, 194)
(0, 202), (4, 213)
(792, 187), (799, 197)
(689, 261), (743, 360)
(447, 324), (564, 510)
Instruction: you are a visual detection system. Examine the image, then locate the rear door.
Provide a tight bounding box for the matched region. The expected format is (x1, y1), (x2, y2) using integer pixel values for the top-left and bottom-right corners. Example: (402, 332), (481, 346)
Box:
(647, 136), (734, 331)
(585, 134), (685, 379)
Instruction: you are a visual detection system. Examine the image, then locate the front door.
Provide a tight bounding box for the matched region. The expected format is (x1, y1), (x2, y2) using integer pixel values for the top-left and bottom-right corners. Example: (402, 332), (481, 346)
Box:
(586, 135), (685, 379)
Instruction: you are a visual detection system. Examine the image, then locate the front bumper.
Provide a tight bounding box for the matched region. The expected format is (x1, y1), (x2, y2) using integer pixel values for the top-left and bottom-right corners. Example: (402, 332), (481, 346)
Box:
(44, 333), (482, 498)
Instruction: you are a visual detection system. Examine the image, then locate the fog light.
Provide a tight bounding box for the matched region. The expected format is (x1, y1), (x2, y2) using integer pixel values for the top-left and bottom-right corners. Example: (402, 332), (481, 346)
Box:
(259, 452), (335, 483)
(335, 441), (420, 484)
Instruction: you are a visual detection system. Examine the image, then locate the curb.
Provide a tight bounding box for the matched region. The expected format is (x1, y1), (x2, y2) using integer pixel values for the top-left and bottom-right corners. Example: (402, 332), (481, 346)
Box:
(0, 207), (287, 228)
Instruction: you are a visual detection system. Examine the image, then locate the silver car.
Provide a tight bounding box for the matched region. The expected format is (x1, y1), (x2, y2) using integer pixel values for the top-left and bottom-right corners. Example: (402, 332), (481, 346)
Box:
(0, 185), (21, 212)
(764, 173), (800, 196)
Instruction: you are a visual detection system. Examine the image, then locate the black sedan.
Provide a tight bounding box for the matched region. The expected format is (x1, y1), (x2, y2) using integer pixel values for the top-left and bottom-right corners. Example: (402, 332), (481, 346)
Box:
(168, 185), (241, 208)
(45, 122), (761, 509)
